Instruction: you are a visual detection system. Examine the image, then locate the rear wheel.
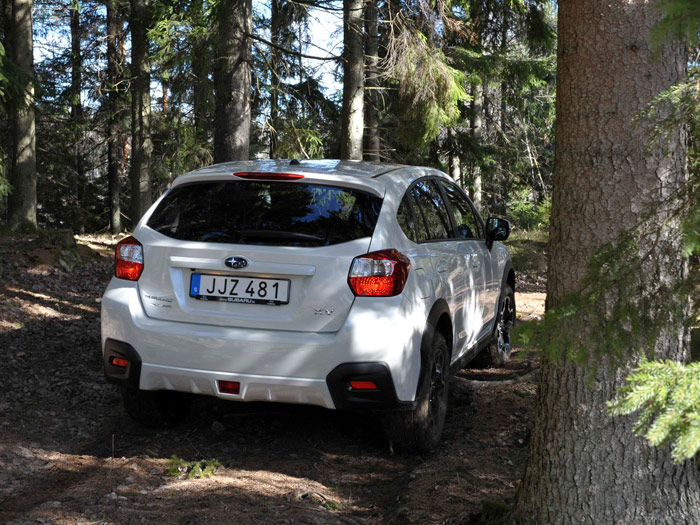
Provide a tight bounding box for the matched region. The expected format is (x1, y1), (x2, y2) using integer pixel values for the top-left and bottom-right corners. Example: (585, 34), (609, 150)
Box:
(382, 331), (449, 452)
(484, 284), (515, 367)
(121, 388), (192, 428)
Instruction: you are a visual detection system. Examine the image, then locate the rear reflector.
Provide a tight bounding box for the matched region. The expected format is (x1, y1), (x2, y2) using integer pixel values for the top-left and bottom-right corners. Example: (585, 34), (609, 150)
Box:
(111, 357), (129, 368)
(348, 249), (410, 297)
(115, 236), (144, 281)
(234, 172), (304, 181)
(218, 380), (241, 395)
(349, 380), (379, 390)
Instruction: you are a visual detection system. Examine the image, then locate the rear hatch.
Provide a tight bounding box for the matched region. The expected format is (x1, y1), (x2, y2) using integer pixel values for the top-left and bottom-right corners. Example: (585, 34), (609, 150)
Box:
(135, 175), (384, 333)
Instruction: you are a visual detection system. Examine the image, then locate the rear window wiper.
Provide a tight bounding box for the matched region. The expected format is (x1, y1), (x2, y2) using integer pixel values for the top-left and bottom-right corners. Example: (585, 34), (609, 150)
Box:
(237, 229), (325, 242)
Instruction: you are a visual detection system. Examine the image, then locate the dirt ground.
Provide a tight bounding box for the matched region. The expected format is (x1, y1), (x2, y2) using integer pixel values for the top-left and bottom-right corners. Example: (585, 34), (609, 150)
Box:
(0, 234), (544, 524)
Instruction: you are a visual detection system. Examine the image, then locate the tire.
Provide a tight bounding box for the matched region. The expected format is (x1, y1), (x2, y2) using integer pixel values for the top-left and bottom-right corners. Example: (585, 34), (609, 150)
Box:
(382, 331), (450, 453)
(483, 284), (515, 367)
(121, 388), (192, 428)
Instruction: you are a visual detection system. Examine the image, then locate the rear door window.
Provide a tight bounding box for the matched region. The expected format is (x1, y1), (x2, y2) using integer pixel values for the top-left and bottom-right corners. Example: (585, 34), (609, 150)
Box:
(147, 181), (383, 247)
(410, 179), (453, 241)
(439, 180), (483, 239)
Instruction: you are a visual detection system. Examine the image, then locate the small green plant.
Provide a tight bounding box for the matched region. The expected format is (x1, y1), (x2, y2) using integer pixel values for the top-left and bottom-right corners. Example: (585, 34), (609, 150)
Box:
(323, 500), (343, 511)
(607, 359), (700, 463)
(507, 191), (551, 231)
(166, 455), (222, 479)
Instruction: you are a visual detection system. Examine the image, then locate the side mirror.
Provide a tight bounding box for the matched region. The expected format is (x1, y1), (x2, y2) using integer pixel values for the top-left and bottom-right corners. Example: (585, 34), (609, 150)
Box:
(485, 217), (511, 245)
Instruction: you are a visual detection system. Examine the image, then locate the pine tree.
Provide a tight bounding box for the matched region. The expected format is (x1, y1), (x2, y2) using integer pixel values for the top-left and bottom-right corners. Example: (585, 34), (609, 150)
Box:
(7, 0), (37, 231)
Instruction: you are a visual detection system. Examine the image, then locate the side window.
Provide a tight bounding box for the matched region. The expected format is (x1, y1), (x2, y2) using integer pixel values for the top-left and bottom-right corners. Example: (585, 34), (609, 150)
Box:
(440, 180), (483, 239)
(396, 196), (417, 242)
(410, 179), (453, 241)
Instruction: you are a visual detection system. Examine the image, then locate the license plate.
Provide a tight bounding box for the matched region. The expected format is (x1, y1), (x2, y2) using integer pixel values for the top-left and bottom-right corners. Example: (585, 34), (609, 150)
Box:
(190, 274), (290, 305)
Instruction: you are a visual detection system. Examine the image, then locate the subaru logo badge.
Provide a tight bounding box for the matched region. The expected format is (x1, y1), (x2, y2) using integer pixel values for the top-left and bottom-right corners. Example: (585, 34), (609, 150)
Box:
(225, 256), (249, 269)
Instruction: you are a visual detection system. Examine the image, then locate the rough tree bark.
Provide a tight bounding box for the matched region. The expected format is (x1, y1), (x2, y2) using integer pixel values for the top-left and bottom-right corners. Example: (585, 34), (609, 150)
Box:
(269, 0), (282, 159)
(129, 0), (153, 224)
(7, 0), (37, 231)
(340, 0), (364, 160)
(161, 80), (169, 116)
(191, 0), (209, 148)
(363, 0), (380, 161)
(0, 0), (8, 221)
(499, 5), (508, 139)
(513, 1), (700, 522)
(213, 0), (251, 163)
(70, 0), (85, 232)
(469, 81), (483, 209)
(447, 128), (461, 184)
(106, 0), (125, 233)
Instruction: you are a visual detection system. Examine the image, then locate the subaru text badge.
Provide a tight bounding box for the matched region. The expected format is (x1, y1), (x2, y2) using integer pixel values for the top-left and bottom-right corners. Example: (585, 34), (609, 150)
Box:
(225, 256), (249, 269)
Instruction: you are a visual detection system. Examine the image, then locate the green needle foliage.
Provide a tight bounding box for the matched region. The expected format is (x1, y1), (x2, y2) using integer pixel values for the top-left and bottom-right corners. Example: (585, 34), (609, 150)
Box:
(651, 0), (700, 48)
(384, 20), (468, 145)
(608, 360), (700, 463)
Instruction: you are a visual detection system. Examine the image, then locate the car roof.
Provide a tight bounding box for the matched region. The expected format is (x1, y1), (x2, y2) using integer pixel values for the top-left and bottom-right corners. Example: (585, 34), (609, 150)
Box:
(183, 159), (409, 179)
(171, 160), (452, 199)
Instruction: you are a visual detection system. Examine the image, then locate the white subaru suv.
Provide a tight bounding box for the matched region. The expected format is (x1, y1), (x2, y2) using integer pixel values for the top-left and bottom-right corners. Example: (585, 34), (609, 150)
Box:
(101, 160), (515, 451)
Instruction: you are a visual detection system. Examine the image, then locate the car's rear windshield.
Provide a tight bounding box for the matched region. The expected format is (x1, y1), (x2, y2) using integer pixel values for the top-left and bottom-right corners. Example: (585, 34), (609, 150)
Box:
(147, 181), (383, 247)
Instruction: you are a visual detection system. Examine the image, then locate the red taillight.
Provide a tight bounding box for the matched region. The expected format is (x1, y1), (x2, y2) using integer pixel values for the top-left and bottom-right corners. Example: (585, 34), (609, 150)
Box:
(347, 249), (410, 297)
(218, 380), (240, 395)
(111, 357), (129, 368)
(115, 236), (144, 281)
(349, 380), (378, 390)
(234, 172), (304, 181)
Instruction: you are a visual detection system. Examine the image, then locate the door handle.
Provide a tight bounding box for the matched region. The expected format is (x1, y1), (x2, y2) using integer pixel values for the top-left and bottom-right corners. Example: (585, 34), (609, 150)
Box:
(470, 256), (481, 269)
(436, 261), (448, 273)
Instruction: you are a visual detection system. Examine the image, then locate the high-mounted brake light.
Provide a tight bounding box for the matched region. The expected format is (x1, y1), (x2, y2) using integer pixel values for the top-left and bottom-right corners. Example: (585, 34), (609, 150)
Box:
(115, 236), (144, 281)
(348, 249), (410, 297)
(234, 172), (304, 181)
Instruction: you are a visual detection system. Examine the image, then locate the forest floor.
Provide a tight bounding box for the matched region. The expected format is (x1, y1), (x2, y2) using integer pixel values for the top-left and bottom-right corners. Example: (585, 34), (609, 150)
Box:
(0, 230), (546, 525)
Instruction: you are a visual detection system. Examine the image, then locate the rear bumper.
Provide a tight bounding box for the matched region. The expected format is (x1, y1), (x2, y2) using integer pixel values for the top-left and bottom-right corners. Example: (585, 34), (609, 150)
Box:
(101, 280), (426, 409)
(104, 339), (403, 410)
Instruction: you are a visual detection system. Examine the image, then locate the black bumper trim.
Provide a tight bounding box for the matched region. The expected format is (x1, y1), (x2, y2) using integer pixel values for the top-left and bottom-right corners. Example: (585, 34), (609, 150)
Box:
(103, 339), (142, 389)
(326, 362), (406, 411)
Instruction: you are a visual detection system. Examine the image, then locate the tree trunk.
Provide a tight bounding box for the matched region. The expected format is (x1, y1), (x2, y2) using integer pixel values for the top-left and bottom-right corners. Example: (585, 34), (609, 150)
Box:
(213, 0), (251, 163)
(340, 0), (364, 160)
(191, 0), (209, 148)
(7, 0), (37, 232)
(447, 128), (461, 185)
(106, 0), (125, 233)
(70, 1), (85, 232)
(0, 0), (9, 220)
(161, 79), (169, 116)
(469, 81), (482, 209)
(363, 0), (379, 161)
(514, 1), (700, 521)
(129, 0), (153, 225)
(268, 0), (282, 159)
(499, 6), (508, 138)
